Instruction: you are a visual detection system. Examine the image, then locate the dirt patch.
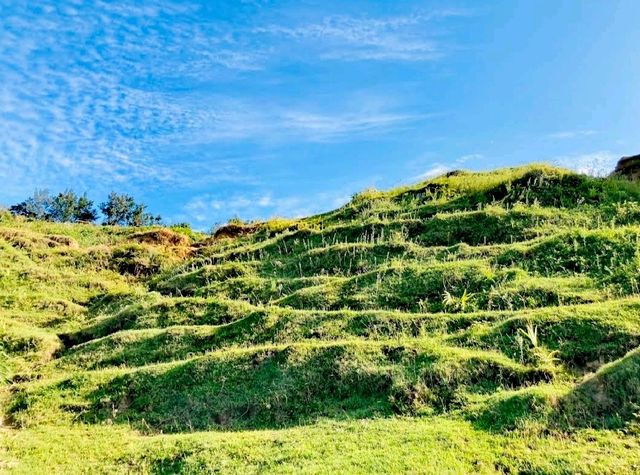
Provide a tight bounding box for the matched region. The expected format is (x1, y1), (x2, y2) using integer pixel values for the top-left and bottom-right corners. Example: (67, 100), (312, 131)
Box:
(0, 229), (78, 250)
(612, 154), (640, 180)
(212, 223), (258, 240)
(129, 229), (190, 247)
(46, 235), (79, 248)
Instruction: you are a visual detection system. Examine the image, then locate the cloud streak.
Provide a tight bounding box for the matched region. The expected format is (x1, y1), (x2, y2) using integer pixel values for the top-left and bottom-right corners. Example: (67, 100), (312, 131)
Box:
(254, 10), (467, 62)
(174, 97), (431, 144)
(548, 130), (597, 140)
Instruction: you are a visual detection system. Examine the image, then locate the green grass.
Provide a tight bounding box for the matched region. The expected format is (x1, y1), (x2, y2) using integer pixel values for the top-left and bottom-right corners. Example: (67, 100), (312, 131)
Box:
(2, 164), (640, 473)
(4, 417), (640, 475)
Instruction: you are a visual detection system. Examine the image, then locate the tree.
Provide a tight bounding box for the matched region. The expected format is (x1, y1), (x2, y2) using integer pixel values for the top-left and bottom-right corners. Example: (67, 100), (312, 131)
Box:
(11, 190), (157, 227)
(100, 192), (135, 226)
(75, 194), (98, 222)
(9, 189), (51, 220)
(49, 190), (78, 222)
(100, 192), (161, 226)
(130, 203), (147, 227)
(22, 190), (98, 223)
(130, 204), (163, 227)
(10, 189), (97, 223)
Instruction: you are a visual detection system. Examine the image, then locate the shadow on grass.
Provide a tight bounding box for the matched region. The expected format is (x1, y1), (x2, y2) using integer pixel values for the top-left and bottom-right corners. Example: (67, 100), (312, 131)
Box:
(66, 343), (550, 434)
(80, 344), (394, 433)
(469, 347), (640, 433)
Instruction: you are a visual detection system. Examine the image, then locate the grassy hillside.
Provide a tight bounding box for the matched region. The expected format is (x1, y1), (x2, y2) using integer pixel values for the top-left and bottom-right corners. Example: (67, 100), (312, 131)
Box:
(2, 164), (640, 474)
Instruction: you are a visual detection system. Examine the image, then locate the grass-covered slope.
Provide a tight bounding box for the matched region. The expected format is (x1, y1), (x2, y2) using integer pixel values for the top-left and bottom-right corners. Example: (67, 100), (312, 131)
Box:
(2, 164), (640, 473)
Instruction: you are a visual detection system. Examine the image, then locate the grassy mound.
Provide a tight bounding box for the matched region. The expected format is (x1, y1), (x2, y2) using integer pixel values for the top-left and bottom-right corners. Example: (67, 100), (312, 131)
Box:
(9, 340), (549, 432)
(559, 347), (640, 428)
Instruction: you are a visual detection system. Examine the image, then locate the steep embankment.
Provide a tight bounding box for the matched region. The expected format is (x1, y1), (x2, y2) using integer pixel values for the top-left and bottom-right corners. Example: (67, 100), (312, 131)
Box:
(2, 165), (640, 473)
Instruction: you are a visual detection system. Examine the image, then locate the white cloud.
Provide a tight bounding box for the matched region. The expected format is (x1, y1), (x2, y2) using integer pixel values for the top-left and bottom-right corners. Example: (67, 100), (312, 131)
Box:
(0, 2), (447, 197)
(175, 97), (430, 144)
(180, 188), (355, 226)
(183, 193), (305, 223)
(0, 1), (467, 204)
(0, 1), (281, 197)
(281, 110), (422, 138)
(407, 152), (480, 183)
(254, 10), (467, 62)
(553, 151), (618, 177)
(411, 164), (452, 182)
(548, 130), (597, 140)
(458, 153), (484, 163)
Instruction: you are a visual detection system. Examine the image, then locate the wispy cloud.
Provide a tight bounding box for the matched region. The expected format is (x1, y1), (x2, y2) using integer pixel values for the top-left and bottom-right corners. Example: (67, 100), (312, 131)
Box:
(280, 110), (425, 139)
(0, 1), (268, 196)
(0, 1), (457, 199)
(254, 10), (468, 62)
(553, 151), (618, 176)
(458, 153), (484, 163)
(548, 130), (597, 140)
(176, 97), (431, 144)
(180, 189), (350, 226)
(0, 0), (472, 222)
(411, 164), (452, 182)
(407, 153), (481, 182)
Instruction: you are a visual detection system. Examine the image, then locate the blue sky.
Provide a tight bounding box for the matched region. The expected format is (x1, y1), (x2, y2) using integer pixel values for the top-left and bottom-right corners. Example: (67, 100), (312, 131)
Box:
(1, 1), (639, 228)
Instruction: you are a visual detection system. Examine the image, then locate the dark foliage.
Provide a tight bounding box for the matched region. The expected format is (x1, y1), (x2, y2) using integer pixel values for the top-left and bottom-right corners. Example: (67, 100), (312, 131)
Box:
(10, 189), (98, 223)
(100, 192), (162, 226)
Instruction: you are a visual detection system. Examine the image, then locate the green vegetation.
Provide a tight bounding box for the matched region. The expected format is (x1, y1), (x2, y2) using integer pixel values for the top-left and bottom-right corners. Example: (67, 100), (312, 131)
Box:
(9, 189), (162, 226)
(2, 164), (640, 473)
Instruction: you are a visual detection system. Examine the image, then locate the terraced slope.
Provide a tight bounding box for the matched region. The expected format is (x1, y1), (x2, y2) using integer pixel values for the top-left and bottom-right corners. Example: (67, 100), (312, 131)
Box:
(2, 165), (640, 473)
